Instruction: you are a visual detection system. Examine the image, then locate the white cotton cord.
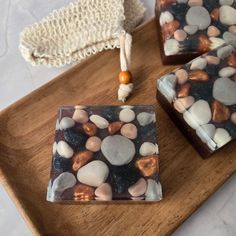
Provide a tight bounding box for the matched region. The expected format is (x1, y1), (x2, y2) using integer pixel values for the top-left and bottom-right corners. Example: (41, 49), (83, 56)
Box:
(118, 33), (134, 102)
(119, 33), (132, 71)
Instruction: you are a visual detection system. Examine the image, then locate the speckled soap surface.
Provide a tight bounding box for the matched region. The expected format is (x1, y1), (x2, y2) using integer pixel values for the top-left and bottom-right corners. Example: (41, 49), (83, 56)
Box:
(47, 105), (162, 202)
(157, 44), (236, 157)
(156, 0), (236, 63)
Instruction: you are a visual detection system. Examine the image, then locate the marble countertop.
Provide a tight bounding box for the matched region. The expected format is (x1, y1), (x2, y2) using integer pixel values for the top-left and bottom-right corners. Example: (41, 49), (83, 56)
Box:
(0, 0), (236, 235)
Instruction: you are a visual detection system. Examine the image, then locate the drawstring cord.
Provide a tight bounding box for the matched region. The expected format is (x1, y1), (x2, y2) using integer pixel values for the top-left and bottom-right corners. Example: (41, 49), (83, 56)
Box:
(118, 33), (133, 102)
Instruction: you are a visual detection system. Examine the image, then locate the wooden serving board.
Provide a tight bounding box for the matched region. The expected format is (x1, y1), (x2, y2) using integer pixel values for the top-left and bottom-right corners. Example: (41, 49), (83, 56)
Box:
(0, 20), (236, 236)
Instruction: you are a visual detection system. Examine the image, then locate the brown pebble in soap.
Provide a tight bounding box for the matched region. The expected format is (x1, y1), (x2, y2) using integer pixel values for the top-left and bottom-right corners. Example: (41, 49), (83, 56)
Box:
(176, 69), (188, 84)
(72, 109), (88, 124)
(188, 0), (203, 7)
(198, 34), (210, 52)
(108, 121), (123, 135)
(210, 8), (220, 21)
(73, 184), (95, 201)
(160, 0), (177, 7)
(177, 83), (191, 98)
(189, 70), (209, 81)
(86, 136), (102, 152)
(229, 26), (236, 35)
(128, 178), (147, 197)
(212, 100), (230, 123)
(135, 155), (159, 177)
(205, 55), (220, 65)
(227, 53), (236, 68)
(162, 20), (180, 40)
(207, 26), (220, 37)
(231, 113), (236, 124)
(82, 123), (97, 136)
(174, 29), (187, 42)
(72, 150), (93, 171)
(95, 183), (112, 201)
(120, 123), (138, 140)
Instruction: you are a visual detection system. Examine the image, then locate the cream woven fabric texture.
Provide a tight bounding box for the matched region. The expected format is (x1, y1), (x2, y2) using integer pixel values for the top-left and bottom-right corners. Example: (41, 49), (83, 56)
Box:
(19, 0), (145, 67)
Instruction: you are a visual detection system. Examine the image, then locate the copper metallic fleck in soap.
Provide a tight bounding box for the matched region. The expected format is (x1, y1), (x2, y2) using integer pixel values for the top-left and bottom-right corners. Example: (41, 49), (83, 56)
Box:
(157, 44), (236, 158)
(156, 0), (236, 64)
(47, 105), (162, 202)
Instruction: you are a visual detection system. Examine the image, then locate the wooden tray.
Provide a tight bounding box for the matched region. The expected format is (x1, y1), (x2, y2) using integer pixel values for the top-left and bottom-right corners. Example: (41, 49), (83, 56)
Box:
(0, 20), (236, 236)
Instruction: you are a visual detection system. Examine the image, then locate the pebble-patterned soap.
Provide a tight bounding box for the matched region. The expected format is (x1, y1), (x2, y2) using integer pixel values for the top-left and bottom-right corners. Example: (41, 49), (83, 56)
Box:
(157, 44), (236, 157)
(47, 105), (162, 202)
(156, 0), (236, 64)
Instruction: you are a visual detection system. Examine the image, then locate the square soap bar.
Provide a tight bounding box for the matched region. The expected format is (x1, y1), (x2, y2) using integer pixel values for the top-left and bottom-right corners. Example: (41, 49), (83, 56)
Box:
(47, 105), (162, 202)
(157, 44), (236, 158)
(155, 0), (236, 64)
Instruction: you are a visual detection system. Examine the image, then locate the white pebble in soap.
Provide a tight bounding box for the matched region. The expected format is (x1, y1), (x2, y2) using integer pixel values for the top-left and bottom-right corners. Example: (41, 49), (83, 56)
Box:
(139, 142), (159, 156)
(164, 39), (180, 56)
(56, 140), (74, 158)
(77, 160), (109, 187)
(72, 109), (88, 124)
(52, 142), (57, 155)
(145, 179), (162, 201)
(190, 57), (207, 70)
(219, 67), (236, 77)
(188, 100), (212, 126)
(52, 172), (76, 193)
(220, 0), (234, 5)
(137, 112), (155, 126)
(217, 45), (234, 59)
(219, 6), (236, 25)
(101, 135), (135, 166)
(119, 108), (135, 123)
(184, 25), (198, 35)
(89, 114), (109, 129)
(59, 117), (75, 130)
(159, 11), (174, 26)
(186, 6), (211, 30)
(213, 128), (232, 148)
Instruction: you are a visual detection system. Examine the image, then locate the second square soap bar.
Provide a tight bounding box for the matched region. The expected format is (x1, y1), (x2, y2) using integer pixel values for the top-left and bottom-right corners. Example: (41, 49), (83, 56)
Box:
(47, 105), (162, 202)
(157, 44), (236, 158)
(156, 0), (236, 64)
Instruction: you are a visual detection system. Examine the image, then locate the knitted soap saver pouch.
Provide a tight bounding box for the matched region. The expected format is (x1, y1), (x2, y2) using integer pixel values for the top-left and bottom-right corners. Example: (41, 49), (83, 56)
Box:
(19, 0), (145, 102)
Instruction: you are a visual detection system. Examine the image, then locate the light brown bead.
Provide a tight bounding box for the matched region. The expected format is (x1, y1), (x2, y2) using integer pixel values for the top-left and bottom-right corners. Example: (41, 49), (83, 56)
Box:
(177, 83), (191, 98)
(135, 155), (159, 177)
(82, 122), (97, 136)
(119, 71), (132, 84)
(108, 121), (123, 135)
(189, 70), (209, 81)
(73, 184), (95, 201)
(72, 150), (93, 171)
(212, 100), (230, 123)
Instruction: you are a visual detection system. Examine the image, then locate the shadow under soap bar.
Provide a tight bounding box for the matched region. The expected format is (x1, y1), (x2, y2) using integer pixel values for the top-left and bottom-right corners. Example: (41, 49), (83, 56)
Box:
(47, 105), (162, 202)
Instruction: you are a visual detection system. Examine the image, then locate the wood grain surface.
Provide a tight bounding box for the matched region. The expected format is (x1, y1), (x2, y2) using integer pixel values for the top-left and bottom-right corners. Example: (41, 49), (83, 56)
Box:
(0, 20), (236, 236)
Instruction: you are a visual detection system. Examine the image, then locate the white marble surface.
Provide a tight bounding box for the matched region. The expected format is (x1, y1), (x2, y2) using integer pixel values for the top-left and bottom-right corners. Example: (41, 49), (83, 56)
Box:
(0, 0), (235, 235)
